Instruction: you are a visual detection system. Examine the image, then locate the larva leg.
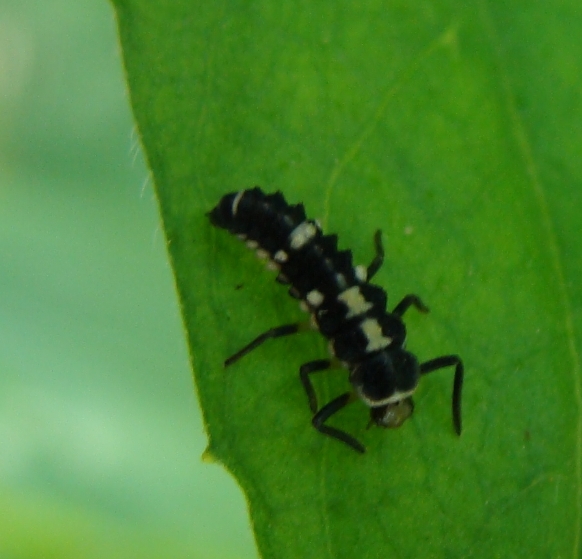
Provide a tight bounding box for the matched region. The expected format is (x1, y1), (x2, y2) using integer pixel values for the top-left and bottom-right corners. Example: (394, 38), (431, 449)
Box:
(420, 355), (464, 435)
(366, 229), (385, 281)
(392, 294), (430, 317)
(299, 359), (332, 413)
(312, 392), (365, 453)
(224, 322), (309, 366)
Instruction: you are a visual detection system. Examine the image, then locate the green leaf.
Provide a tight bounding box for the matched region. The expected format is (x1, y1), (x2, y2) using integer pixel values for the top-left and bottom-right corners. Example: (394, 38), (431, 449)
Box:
(112, 1), (582, 557)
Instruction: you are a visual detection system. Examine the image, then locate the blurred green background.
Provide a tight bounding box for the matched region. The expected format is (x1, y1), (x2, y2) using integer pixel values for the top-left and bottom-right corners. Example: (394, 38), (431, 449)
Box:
(0, 1), (256, 557)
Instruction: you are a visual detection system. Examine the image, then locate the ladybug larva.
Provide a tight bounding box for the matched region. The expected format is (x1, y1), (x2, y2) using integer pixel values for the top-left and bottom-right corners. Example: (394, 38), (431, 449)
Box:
(209, 187), (464, 453)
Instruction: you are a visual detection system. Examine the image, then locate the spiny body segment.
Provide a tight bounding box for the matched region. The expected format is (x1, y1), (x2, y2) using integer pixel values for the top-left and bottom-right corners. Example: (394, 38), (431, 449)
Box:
(209, 187), (464, 453)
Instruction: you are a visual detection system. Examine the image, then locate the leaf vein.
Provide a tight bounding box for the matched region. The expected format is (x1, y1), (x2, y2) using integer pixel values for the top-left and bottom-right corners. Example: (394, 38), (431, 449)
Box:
(321, 23), (459, 229)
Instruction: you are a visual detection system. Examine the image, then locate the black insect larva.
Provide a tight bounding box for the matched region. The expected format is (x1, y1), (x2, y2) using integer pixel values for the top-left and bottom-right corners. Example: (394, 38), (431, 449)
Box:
(209, 187), (464, 453)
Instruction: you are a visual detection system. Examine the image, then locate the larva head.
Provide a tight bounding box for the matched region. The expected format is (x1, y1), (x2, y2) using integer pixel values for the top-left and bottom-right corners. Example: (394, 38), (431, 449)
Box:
(369, 397), (415, 428)
(350, 348), (420, 428)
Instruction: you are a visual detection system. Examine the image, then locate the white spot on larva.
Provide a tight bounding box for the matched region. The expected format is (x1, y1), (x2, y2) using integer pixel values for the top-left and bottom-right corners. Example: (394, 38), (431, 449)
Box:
(289, 221), (318, 250)
(306, 290), (324, 307)
(266, 261), (279, 271)
(274, 250), (288, 263)
(355, 265), (367, 282)
(236, 234), (247, 240)
(338, 286), (373, 319)
(357, 387), (416, 407)
(246, 240), (258, 249)
(404, 225), (414, 235)
(360, 318), (392, 352)
(231, 190), (245, 215)
(300, 301), (309, 312)
(256, 249), (269, 260)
